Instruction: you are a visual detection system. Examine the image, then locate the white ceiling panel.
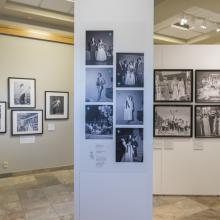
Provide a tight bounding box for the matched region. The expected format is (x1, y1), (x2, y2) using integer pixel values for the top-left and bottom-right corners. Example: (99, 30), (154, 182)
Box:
(157, 27), (201, 40)
(40, 0), (73, 14)
(9, 0), (42, 7)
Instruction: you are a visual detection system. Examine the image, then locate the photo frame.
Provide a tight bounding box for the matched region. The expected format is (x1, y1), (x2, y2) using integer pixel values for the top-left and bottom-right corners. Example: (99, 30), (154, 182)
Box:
(154, 69), (193, 102)
(45, 91), (69, 120)
(116, 53), (144, 88)
(195, 105), (220, 138)
(8, 77), (36, 108)
(0, 102), (6, 133)
(11, 110), (43, 136)
(154, 105), (193, 137)
(195, 70), (220, 103)
(86, 30), (113, 66)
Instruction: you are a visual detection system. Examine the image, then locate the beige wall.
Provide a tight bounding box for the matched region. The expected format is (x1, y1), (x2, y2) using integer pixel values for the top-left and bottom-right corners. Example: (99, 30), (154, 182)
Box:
(0, 34), (73, 174)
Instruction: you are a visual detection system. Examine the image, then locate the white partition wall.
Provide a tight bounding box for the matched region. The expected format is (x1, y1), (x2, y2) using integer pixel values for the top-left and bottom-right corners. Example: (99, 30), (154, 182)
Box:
(74, 0), (153, 220)
(154, 45), (220, 195)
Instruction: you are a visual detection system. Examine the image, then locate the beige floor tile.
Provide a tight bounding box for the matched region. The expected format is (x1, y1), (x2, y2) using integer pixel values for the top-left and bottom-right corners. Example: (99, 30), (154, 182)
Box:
(7, 211), (26, 220)
(190, 196), (220, 209)
(35, 174), (60, 187)
(60, 214), (74, 220)
(52, 201), (73, 217)
(0, 189), (19, 204)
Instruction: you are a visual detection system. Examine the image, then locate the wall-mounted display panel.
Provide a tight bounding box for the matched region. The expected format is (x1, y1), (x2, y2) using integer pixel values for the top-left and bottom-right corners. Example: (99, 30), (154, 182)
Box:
(0, 102), (6, 133)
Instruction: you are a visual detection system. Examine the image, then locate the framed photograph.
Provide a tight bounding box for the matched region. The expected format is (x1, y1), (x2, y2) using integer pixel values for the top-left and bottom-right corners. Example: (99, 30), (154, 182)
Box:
(0, 102), (6, 133)
(86, 68), (113, 102)
(8, 77), (36, 108)
(86, 30), (113, 65)
(116, 90), (143, 125)
(11, 110), (43, 136)
(85, 105), (113, 139)
(116, 128), (143, 163)
(116, 53), (144, 87)
(45, 91), (69, 120)
(154, 105), (192, 137)
(195, 70), (220, 103)
(154, 69), (193, 102)
(195, 105), (220, 138)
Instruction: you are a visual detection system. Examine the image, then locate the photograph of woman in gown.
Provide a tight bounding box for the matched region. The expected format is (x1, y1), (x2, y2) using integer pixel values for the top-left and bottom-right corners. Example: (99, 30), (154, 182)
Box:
(116, 53), (144, 87)
(86, 31), (113, 65)
(195, 106), (220, 138)
(96, 72), (106, 102)
(116, 90), (143, 125)
(116, 128), (143, 163)
(154, 70), (193, 102)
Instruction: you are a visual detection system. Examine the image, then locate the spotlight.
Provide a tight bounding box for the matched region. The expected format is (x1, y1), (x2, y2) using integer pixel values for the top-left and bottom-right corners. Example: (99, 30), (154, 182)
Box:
(180, 14), (188, 26)
(216, 24), (220, 32)
(200, 19), (207, 29)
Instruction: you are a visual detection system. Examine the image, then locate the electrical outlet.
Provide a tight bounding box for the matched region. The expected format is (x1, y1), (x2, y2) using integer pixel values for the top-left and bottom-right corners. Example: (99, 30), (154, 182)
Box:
(2, 161), (9, 169)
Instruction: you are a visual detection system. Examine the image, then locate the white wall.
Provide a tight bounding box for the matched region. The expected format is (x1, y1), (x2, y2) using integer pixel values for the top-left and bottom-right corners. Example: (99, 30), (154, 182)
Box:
(74, 0), (153, 219)
(154, 45), (220, 195)
(0, 34), (73, 174)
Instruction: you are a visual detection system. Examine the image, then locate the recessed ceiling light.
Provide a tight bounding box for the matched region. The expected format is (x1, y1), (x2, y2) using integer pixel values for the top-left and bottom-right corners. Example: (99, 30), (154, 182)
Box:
(200, 19), (207, 29)
(216, 24), (220, 32)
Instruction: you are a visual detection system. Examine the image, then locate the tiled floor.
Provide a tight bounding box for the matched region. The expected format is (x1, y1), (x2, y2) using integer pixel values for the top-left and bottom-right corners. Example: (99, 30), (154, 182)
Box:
(1, 169), (220, 219)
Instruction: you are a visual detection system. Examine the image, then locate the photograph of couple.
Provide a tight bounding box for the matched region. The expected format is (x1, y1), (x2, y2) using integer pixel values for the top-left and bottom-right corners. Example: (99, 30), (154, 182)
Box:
(116, 53), (144, 87)
(86, 31), (113, 65)
(116, 128), (143, 163)
(195, 106), (220, 138)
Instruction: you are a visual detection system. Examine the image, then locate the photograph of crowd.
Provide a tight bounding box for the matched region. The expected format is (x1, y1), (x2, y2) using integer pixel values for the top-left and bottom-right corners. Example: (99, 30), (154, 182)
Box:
(116, 90), (143, 125)
(196, 70), (220, 103)
(85, 105), (113, 139)
(86, 68), (113, 102)
(116, 53), (144, 87)
(86, 31), (113, 66)
(195, 106), (220, 138)
(116, 128), (143, 163)
(154, 69), (193, 102)
(154, 105), (192, 137)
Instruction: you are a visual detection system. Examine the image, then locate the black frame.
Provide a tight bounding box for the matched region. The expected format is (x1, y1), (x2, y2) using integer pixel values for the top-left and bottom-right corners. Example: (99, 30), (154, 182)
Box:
(116, 52), (145, 88)
(195, 69), (220, 103)
(0, 102), (7, 134)
(154, 69), (193, 103)
(195, 105), (220, 138)
(11, 109), (43, 136)
(8, 77), (36, 108)
(153, 105), (193, 138)
(45, 91), (69, 120)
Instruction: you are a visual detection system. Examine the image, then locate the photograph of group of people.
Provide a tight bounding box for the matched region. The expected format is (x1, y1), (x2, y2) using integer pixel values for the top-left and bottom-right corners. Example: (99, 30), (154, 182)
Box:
(116, 128), (143, 162)
(116, 53), (144, 87)
(154, 105), (192, 137)
(195, 106), (220, 138)
(154, 70), (192, 102)
(196, 70), (220, 103)
(86, 31), (113, 66)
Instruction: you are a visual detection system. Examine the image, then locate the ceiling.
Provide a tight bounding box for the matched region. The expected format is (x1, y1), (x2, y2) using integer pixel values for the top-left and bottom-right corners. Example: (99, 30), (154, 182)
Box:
(0, 0), (74, 32)
(155, 0), (220, 44)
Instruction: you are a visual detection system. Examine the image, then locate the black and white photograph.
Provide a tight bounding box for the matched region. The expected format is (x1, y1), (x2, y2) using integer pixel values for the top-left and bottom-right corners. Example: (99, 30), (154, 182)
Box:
(154, 105), (192, 137)
(8, 77), (36, 108)
(85, 105), (113, 139)
(86, 31), (113, 65)
(86, 68), (113, 102)
(154, 69), (193, 102)
(116, 128), (143, 163)
(0, 102), (6, 133)
(11, 110), (43, 136)
(45, 91), (69, 120)
(116, 90), (143, 125)
(195, 105), (220, 138)
(116, 53), (144, 87)
(196, 70), (220, 103)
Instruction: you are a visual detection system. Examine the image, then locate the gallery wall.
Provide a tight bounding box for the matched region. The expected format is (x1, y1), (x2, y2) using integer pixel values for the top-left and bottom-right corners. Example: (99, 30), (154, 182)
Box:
(154, 45), (220, 195)
(0, 32), (73, 174)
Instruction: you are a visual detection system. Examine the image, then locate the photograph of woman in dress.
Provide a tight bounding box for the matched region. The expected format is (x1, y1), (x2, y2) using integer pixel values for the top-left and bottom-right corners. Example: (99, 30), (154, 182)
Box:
(195, 106), (220, 138)
(154, 70), (193, 102)
(116, 53), (144, 87)
(86, 68), (113, 102)
(116, 90), (143, 125)
(116, 128), (143, 163)
(86, 31), (113, 65)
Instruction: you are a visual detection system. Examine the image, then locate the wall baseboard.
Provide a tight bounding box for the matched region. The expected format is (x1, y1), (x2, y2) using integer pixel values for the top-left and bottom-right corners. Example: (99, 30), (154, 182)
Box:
(0, 165), (73, 178)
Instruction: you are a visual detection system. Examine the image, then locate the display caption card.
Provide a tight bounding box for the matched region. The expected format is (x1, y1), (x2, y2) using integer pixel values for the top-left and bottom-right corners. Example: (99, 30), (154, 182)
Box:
(20, 136), (35, 144)
(164, 140), (174, 150)
(48, 123), (56, 131)
(153, 139), (163, 150)
(95, 144), (107, 168)
(193, 140), (204, 151)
